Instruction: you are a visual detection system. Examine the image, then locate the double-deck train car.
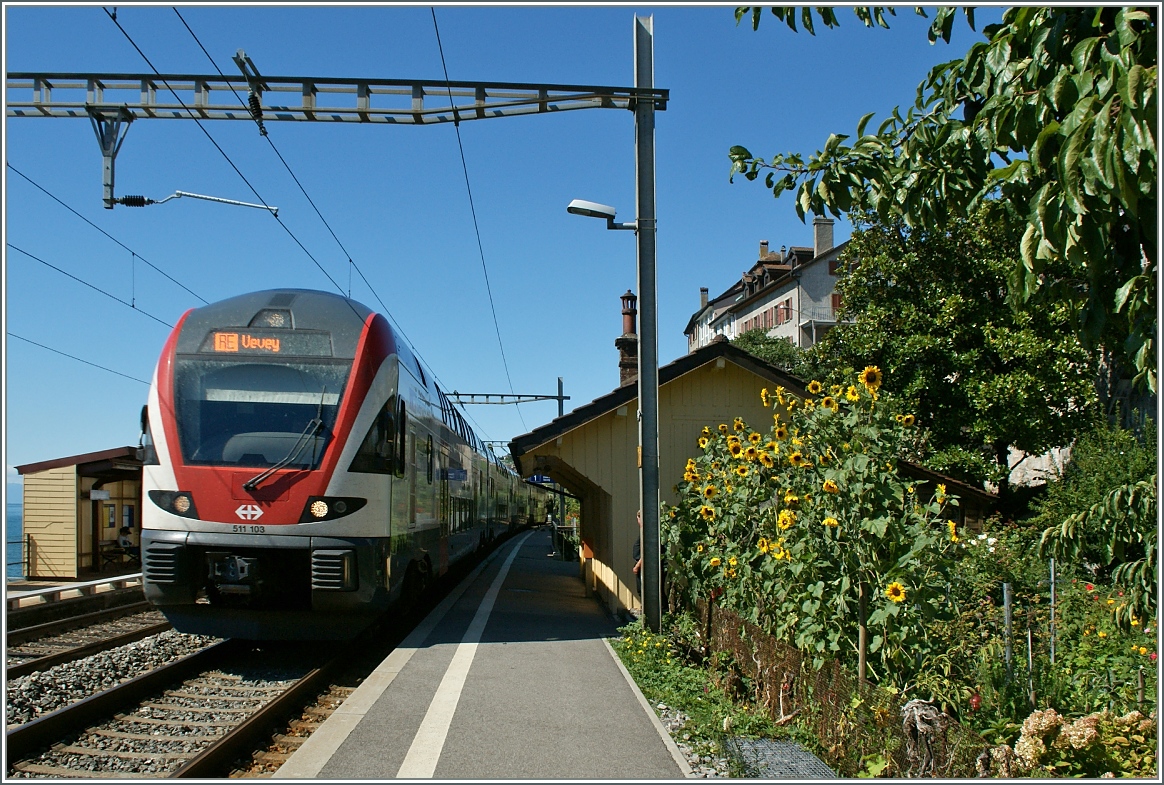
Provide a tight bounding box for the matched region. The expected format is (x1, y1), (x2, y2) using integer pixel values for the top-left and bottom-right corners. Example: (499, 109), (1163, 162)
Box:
(139, 288), (550, 639)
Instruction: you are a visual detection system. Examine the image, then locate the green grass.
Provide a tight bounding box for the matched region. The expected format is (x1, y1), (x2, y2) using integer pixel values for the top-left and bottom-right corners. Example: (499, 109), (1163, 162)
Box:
(611, 618), (789, 769)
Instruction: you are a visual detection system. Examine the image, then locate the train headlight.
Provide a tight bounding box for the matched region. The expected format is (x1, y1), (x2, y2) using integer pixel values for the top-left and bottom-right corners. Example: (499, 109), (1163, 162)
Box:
(299, 496), (366, 523)
(148, 490), (200, 519)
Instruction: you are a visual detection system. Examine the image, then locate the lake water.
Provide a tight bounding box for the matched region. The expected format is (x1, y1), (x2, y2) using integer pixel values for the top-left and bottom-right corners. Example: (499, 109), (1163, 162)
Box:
(7, 503), (23, 579)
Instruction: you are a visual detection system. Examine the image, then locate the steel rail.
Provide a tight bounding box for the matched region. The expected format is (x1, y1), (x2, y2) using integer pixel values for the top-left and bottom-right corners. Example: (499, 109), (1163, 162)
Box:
(5, 639), (238, 769)
(7, 621), (173, 679)
(7, 601), (154, 645)
(170, 656), (342, 778)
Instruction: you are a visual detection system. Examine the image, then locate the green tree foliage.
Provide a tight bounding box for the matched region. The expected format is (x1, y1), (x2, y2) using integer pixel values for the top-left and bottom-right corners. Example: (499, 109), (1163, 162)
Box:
(729, 6), (1158, 393)
(808, 207), (1098, 491)
(730, 328), (814, 377)
(1029, 419), (1157, 545)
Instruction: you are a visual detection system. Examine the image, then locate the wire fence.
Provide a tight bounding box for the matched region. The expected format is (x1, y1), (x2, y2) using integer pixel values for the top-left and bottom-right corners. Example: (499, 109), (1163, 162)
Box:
(686, 598), (988, 778)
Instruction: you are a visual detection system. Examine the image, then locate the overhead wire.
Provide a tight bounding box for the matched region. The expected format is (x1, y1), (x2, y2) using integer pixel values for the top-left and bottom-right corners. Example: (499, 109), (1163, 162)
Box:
(6, 163), (209, 305)
(102, 6), (347, 297)
(166, 6), (502, 445)
(430, 7), (527, 433)
(8, 333), (150, 385)
(8, 243), (173, 329)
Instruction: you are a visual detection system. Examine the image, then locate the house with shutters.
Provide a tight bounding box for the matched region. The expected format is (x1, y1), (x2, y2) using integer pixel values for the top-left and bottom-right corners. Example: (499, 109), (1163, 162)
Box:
(685, 217), (849, 352)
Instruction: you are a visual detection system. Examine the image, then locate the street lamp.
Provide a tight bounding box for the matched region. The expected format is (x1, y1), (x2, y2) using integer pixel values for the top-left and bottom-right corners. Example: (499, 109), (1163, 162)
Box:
(565, 15), (660, 633)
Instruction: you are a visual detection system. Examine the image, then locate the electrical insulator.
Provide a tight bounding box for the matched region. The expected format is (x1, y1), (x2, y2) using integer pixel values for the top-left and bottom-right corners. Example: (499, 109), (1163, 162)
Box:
(118, 195), (149, 207)
(248, 91), (268, 136)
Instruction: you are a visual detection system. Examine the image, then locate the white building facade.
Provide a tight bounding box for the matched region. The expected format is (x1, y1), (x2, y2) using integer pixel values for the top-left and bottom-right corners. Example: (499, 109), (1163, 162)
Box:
(685, 217), (848, 352)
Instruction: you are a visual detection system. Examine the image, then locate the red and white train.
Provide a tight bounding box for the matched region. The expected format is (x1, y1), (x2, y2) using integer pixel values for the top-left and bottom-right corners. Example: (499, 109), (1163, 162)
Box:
(140, 288), (550, 639)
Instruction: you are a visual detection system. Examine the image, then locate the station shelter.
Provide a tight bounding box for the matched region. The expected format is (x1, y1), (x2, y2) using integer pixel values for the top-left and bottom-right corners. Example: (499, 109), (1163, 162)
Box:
(508, 339), (995, 618)
(14, 447), (143, 579)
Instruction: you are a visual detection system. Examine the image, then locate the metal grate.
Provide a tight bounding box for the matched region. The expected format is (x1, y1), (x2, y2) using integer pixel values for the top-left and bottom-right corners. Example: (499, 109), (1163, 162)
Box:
(142, 542), (183, 584)
(725, 738), (837, 779)
(311, 549), (356, 591)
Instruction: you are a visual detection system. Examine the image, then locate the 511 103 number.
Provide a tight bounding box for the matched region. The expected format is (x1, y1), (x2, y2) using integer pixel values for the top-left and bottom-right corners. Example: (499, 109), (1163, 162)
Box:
(232, 524), (266, 534)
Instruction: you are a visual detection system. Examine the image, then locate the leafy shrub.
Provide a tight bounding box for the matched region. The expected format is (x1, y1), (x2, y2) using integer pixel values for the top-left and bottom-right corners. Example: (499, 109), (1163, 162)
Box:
(1006, 708), (1158, 777)
(1032, 418), (1156, 578)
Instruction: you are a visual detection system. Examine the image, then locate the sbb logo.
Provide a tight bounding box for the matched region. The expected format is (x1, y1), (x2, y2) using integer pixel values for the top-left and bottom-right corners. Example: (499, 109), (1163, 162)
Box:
(235, 504), (264, 521)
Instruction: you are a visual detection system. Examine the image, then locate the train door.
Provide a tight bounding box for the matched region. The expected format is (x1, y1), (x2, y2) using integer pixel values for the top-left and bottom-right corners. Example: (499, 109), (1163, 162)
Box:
(438, 444), (450, 575)
(407, 420), (418, 531)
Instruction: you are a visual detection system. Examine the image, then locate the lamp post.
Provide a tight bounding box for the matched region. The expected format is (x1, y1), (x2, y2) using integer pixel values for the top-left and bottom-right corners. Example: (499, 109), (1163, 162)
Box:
(565, 15), (660, 633)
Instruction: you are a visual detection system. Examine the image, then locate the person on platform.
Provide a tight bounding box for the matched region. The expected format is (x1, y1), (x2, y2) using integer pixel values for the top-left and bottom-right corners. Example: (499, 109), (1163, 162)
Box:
(117, 526), (140, 559)
(631, 509), (643, 601)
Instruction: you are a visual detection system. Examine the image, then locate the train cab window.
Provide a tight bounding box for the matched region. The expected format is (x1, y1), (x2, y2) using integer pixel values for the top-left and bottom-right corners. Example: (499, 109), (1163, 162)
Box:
(173, 358), (348, 468)
(350, 395), (397, 475)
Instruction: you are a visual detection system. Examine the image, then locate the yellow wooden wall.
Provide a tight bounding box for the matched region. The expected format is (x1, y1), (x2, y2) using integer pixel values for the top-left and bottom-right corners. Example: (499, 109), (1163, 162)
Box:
(22, 466), (78, 579)
(533, 358), (782, 614)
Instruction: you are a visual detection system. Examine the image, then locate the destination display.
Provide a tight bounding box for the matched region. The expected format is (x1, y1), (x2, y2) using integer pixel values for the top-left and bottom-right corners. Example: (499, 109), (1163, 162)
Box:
(200, 330), (332, 356)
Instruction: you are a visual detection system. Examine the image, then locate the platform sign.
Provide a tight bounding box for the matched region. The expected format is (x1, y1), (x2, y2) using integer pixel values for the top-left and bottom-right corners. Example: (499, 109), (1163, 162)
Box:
(441, 468), (468, 482)
(530, 475), (553, 485)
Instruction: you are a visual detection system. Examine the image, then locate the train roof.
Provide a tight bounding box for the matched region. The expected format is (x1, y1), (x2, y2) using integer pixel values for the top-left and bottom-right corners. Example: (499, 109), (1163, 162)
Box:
(176, 289), (377, 359)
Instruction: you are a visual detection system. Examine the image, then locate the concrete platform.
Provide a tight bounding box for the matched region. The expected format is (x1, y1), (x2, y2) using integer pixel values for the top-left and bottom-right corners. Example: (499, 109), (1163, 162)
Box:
(279, 529), (690, 779)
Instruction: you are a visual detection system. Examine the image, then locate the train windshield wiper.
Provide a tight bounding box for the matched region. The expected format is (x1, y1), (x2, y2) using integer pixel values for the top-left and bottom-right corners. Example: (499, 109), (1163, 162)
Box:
(243, 390), (326, 491)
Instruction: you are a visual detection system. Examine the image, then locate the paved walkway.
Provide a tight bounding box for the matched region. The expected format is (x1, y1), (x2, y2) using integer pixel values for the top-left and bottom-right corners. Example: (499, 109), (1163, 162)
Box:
(280, 529), (689, 779)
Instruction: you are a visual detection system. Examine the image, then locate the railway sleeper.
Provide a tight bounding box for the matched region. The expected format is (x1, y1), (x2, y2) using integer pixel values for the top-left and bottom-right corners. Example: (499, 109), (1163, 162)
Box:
(90, 728), (226, 743)
(14, 762), (155, 778)
(55, 745), (199, 760)
(114, 714), (235, 727)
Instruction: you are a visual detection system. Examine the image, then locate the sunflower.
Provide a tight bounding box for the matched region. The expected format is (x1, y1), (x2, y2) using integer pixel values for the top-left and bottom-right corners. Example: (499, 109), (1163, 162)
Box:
(733, 417), (746, 432)
(947, 520), (959, 542)
(787, 397), (798, 410)
(807, 380), (823, 395)
(822, 516), (839, 527)
(774, 386), (786, 405)
(701, 426), (711, 437)
(759, 451), (775, 468)
(696, 543), (704, 553)
(748, 432), (763, 445)
(830, 384), (843, 396)
(728, 556), (738, 567)
(718, 423), (729, 433)
(823, 479), (839, 494)
(845, 385), (860, 402)
(757, 537), (770, 553)
(770, 545), (786, 560)
(725, 483), (734, 494)
(821, 396), (838, 412)
(783, 490), (799, 505)
(760, 388), (770, 407)
(703, 485), (718, 500)
(698, 437), (709, 449)
(700, 506), (716, 521)
(803, 398), (816, 412)
(744, 446), (759, 461)
(777, 509), (796, 529)
(684, 471), (699, 483)
(729, 442), (744, 459)
(789, 451), (805, 467)
(901, 414), (916, 427)
(735, 465), (749, 478)
(936, 483), (948, 504)
(859, 365), (882, 392)
(709, 556), (721, 567)
(774, 425), (789, 440)
(885, 581), (907, 603)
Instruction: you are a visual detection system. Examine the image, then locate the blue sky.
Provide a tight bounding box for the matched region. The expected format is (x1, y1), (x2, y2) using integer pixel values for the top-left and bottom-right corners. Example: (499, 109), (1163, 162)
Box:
(3, 4), (998, 494)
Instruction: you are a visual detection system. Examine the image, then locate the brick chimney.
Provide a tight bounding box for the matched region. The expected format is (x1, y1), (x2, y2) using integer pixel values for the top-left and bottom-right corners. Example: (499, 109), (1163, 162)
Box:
(700, 287), (709, 308)
(813, 217), (834, 258)
(615, 290), (639, 386)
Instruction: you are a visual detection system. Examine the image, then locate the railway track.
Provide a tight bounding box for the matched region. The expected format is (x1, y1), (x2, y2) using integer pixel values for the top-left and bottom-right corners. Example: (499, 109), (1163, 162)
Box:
(7, 607), (172, 679)
(7, 639), (343, 778)
(6, 528), (528, 779)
